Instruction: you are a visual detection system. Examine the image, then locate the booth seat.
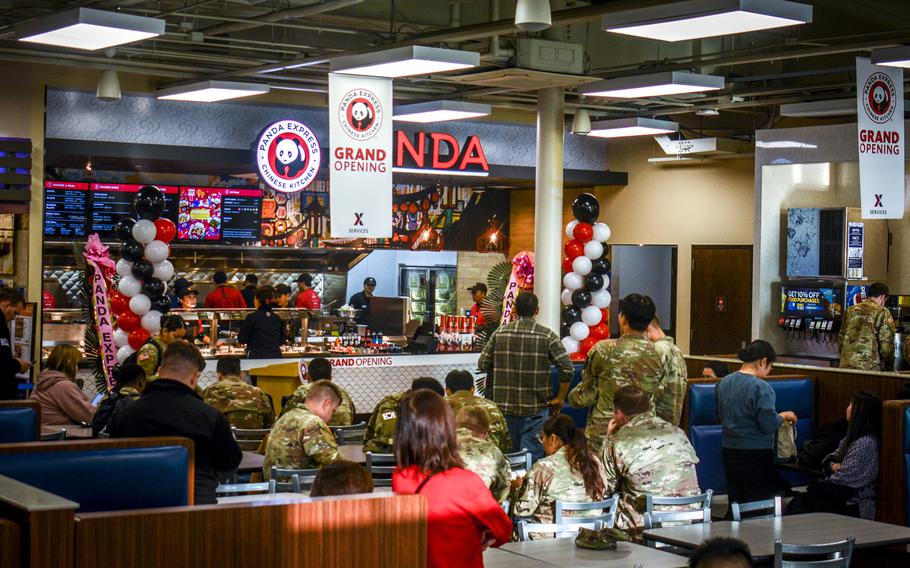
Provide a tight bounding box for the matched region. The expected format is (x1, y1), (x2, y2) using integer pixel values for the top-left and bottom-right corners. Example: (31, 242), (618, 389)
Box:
(0, 437), (193, 513)
(687, 378), (816, 494)
(553, 363), (588, 427)
(0, 401), (40, 443)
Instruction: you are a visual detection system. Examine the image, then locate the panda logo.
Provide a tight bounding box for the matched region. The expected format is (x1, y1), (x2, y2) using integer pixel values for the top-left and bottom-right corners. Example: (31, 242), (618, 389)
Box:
(339, 89), (383, 141)
(255, 119), (321, 193)
(870, 84), (889, 116)
(862, 73), (895, 124)
(349, 100), (375, 131)
(272, 135), (307, 178)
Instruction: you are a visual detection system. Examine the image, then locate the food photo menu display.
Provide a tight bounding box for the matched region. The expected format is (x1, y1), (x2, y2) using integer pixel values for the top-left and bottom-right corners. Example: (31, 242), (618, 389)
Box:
(178, 186), (223, 240)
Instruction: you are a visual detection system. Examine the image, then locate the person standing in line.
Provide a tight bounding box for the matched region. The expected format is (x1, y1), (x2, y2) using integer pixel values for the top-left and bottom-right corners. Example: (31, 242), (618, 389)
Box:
(478, 292), (573, 461)
(0, 288), (29, 400)
(348, 277), (376, 326)
(238, 287), (286, 359)
(716, 340), (797, 507)
(647, 316), (688, 426)
(203, 271), (246, 310)
(838, 282), (896, 370)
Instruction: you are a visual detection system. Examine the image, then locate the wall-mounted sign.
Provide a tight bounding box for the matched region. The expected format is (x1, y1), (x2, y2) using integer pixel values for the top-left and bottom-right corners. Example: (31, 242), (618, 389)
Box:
(329, 74), (393, 238)
(394, 131), (489, 177)
(255, 119), (322, 193)
(856, 57), (904, 219)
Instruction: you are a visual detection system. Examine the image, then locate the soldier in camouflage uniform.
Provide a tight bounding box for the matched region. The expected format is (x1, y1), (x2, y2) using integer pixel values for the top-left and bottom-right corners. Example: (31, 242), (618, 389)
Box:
(134, 315), (186, 381)
(455, 406), (511, 502)
(647, 317), (687, 426)
(568, 294), (669, 455)
(262, 380), (342, 477)
(363, 377), (444, 453)
(839, 283), (896, 371)
(602, 385), (700, 529)
(281, 358), (354, 426)
(513, 414), (609, 538)
(203, 357), (275, 429)
(445, 370), (511, 453)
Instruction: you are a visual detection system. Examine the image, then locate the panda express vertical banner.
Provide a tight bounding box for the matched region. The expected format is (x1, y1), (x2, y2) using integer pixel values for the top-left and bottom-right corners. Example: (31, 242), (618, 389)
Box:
(856, 57), (905, 219)
(329, 73), (393, 238)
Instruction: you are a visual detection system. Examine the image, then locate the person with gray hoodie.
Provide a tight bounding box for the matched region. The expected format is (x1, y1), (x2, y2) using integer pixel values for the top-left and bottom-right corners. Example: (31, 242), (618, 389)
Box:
(34, 345), (93, 427)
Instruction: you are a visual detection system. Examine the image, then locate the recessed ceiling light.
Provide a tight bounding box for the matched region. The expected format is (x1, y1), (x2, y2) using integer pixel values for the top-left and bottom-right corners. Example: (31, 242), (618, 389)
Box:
(587, 118), (678, 139)
(696, 108), (720, 116)
(871, 46), (910, 69)
(602, 0), (812, 42)
(17, 8), (164, 51)
(579, 71), (725, 99)
(330, 46), (479, 78)
(393, 100), (491, 123)
(779, 99), (856, 118)
(156, 81), (270, 102)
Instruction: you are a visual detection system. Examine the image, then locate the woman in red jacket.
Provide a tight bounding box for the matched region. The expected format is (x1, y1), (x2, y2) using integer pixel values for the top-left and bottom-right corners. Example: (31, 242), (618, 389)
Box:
(393, 389), (512, 568)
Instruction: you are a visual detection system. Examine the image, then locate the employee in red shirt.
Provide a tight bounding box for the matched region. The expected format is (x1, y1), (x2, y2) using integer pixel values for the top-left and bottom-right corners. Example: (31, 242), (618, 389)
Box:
(467, 282), (488, 327)
(294, 274), (321, 310)
(393, 390), (512, 568)
(203, 271), (246, 309)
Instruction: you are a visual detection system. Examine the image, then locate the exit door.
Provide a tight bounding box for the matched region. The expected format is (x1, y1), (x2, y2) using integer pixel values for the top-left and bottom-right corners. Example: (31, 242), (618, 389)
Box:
(690, 245), (753, 355)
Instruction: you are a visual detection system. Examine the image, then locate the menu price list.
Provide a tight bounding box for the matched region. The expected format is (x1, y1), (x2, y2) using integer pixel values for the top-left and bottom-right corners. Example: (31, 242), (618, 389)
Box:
(44, 181), (89, 237)
(90, 184), (179, 236)
(221, 188), (262, 243)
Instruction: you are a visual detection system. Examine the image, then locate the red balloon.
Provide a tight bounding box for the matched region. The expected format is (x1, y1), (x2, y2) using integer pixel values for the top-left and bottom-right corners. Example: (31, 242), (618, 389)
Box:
(564, 239), (584, 260)
(128, 328), (151, 350)
(580, 337), (599, 354)
(573, 222), (594, 242)
(118, 311), (141, 333)
(589, 323), (609, 340)
(562, 256), (573, 273)
(154, 218), (177, 243)
(110, 291), (130, 316)
(570, 352), (587, 362)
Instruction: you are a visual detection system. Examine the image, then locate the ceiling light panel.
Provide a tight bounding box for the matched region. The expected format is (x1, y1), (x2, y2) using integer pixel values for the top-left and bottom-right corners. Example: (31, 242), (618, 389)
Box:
(580, 71), (724, 99)
(587, 118), (679, 139)
(17, 8), (164, 51)
(393, 101), (491, 123)
(330, 46), (479, 78)
(156, 81), (270, 102)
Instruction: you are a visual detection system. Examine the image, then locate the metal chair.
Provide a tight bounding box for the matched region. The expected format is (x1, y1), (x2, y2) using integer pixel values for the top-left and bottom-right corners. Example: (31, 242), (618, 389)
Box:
(269, 466), (319, 493)
(215, 481), (275, 497)
(39, 429), (66, 441)
(516, 495), (620, 541)
(773, 537), (854, 568)
(232, 427), (270, 452)
(331, 421), (368, 445)
(731, 496), (782, 521)
(365, 452), (396, 488)
(643, 490), (714, 529)
(505, 449), (532, 474)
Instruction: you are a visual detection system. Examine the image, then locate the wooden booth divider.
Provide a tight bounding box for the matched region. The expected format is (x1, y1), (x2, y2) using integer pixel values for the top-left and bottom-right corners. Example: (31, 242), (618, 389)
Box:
(879, 400), (910, 527)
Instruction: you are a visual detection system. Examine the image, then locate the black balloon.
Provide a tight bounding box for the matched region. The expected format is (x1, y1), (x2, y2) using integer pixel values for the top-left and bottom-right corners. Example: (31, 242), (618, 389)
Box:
(134, 185), (166, 220)
(121, 239), (145, 263)
(585, 273), (604, 292)
(131, 260), (154, 281)
(114, 217), (136, 241)
(571, 193), (600, 224)
(590, 258), (610, 275)
(150, 295), (171, 314)
(562, 306), (582, 325)
(560, 322), (570, 338)
(571, 289), (592, 308)
(142, 277), (166, 298)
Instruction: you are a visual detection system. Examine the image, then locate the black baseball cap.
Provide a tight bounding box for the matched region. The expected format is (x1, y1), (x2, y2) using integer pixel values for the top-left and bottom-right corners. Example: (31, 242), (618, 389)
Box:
(297, 274), (313, 286)
(173, 277), (191, 292)
(177, 287), (199, 299)
(468, 282), (487, 294)
(364, 277), (377, 286)
(214, 271), (228, 284)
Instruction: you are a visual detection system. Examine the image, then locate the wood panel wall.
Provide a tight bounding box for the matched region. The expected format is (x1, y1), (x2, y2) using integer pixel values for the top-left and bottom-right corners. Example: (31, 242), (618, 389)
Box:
(0, 518), (21, 568)
(73, 494), (427, 568)
(879, 400), (910, 527)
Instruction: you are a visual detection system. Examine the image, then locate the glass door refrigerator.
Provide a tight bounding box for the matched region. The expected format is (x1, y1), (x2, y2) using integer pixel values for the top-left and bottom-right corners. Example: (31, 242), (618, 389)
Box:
(399, 265), (457, 327)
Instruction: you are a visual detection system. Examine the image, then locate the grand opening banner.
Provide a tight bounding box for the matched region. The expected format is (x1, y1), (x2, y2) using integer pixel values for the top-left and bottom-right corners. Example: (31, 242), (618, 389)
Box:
(329, 74), (393, 238)
(856, 57), (905, 219)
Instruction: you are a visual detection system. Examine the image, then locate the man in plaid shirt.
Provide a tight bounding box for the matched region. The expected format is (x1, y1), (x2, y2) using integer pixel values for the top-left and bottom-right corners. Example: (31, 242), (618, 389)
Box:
(478, 292), (573, 461)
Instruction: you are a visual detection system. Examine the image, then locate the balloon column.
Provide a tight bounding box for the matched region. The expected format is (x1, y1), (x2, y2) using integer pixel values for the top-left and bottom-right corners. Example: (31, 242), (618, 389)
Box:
(109, 186), (177, 365)
(560, 193), (612, 361)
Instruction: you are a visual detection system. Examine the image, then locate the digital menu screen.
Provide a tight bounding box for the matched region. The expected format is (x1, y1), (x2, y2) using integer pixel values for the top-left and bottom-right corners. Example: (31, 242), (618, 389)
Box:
(177, 186), (223, 240)
(780, 286), (844, 317)
(221, 188), (262, 243)
(90, 183), (179, 236)
(43, 181), (89, 238)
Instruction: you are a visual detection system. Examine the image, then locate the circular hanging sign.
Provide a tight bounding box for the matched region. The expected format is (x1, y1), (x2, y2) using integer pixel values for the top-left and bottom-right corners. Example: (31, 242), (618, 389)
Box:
(338, 88), (384, 141)
(255, 119), (322, 193)
(862, 72), (896, 124)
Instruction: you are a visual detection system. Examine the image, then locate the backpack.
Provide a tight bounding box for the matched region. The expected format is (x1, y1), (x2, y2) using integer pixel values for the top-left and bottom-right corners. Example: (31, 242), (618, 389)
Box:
(797, 418), (848, 471)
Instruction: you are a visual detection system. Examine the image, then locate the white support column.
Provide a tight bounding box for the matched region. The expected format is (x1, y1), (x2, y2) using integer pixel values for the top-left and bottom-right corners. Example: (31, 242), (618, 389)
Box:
(534, 87), (564, 332)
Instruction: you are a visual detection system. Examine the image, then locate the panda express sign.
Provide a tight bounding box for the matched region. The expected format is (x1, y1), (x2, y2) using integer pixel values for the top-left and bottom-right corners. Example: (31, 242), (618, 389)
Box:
(255, 120), (321, 193)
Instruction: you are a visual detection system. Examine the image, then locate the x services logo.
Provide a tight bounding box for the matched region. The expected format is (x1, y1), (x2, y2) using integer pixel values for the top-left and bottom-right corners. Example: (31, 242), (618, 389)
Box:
(874, 194), (884, 208)
(862, 72), (896, 124)
(338, 88), (384, 141)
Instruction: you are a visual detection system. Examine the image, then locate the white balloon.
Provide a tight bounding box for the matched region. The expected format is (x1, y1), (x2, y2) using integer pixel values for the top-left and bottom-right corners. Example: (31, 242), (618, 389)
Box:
(584, 240), (604, 260)
(116, 345), (136, 365)
(563, 272), (584, 291)
(591, 290), (612, 309)
(141, 310), (163, 334)
(565, 220), (579, 239)
(561, 336), (580, 355)
(592, 223), (611, 243)
(118, 275), (142, 297)
(581, 305), (603, 326)
(132, 219), (157, 244)
(572, 256), (592, 276)
(561, 288), (573, 306)
(113, 328), (130, 348)
(600, 274), (610, 290)
(570, 321), (590, 341)
(152, 260), (175, 282)
(129, 294), (151, 316)
(144, 240), (169, 264)
(116, 258), (133, 278)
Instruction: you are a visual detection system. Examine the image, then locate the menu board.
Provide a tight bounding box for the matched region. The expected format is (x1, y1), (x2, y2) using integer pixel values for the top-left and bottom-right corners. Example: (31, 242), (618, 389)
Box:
(44, 181), (89, 238)
(178, 186), (223, 240)
(90, 183), (179, 236)
(221, 188), (262, 243)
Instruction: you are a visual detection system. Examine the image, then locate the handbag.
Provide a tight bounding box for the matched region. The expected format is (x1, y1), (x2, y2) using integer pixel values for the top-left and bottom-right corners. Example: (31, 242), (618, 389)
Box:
(777, 421), (798, 461)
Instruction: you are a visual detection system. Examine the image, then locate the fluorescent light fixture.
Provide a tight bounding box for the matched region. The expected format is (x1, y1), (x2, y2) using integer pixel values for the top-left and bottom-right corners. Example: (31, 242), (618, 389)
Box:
(587, 118), (678, 139)
(330, 46), (479, 78)
(602, 0), (812, 42)
(393, 100), (491, 123)
(17, 7), (164, 51)
(392, 167), (489, 177)
(871, 46), (910, 69)
(696, 108), (720, 116)
(756, 140), (817, 149)
(156, 81), (270, 102)
(579, 71), (724, 99)
(779, 99), (855, 118)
